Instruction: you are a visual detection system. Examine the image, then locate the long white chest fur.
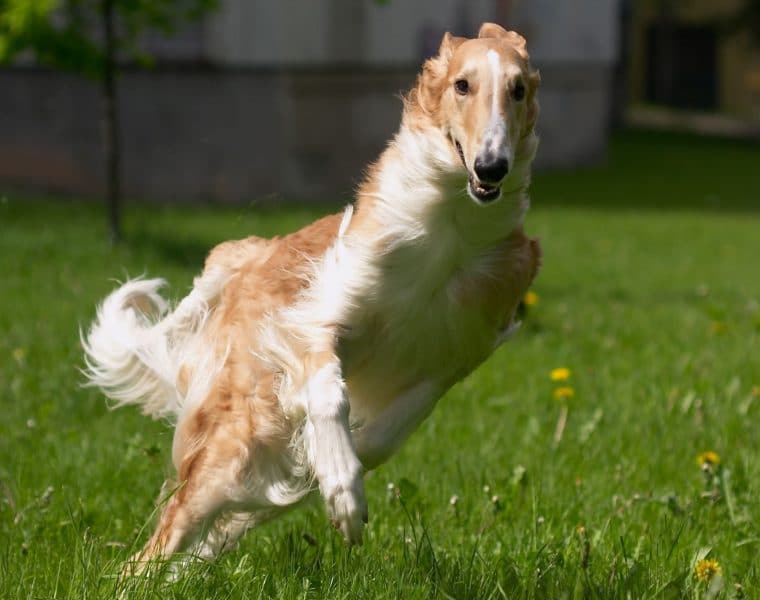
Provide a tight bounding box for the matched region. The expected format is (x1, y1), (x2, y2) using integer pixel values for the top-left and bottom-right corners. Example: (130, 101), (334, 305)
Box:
(341, 209), (520, 402)
(266, 126), (537, 470)
(339, 203), (527, 466)
(318, 131), (533, 467)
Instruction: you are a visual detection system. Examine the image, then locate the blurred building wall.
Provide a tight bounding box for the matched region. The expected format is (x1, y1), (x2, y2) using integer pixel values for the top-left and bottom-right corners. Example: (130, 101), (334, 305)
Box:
(0, 0), (621, 203)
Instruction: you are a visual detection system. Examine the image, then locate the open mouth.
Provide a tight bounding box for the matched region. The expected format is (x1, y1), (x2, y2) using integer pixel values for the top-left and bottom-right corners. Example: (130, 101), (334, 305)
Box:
(454, 141), (501, 204)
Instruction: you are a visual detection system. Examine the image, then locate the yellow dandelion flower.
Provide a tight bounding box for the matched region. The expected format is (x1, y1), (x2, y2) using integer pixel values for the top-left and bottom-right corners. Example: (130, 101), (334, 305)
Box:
(694, 558), (722, 584)
(752, 386), (760, 397)
(523, 291), (539, 306)
(550, 367), (571, 382)
(553, 386), (575, 400)
(696, 451), (720, 467)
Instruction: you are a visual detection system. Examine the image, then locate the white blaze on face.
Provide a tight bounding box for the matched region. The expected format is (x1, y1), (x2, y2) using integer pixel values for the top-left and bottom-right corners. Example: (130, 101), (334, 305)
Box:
(485, 49), (507, 159)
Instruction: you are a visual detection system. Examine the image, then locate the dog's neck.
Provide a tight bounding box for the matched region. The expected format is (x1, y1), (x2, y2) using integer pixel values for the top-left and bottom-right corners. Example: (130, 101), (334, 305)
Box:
(354, 120), (538, 258)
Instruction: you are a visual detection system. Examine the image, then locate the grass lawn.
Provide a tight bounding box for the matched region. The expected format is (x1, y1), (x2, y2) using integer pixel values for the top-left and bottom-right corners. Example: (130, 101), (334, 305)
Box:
(1, 130), (759, 598)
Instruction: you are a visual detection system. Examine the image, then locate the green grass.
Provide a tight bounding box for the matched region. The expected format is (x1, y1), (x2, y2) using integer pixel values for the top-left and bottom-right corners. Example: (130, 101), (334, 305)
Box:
(1, 130), (759, 599)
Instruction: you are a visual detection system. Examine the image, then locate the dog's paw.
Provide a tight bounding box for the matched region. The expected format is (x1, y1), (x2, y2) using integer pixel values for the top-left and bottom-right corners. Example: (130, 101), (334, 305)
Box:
(323, 473), (367, 545)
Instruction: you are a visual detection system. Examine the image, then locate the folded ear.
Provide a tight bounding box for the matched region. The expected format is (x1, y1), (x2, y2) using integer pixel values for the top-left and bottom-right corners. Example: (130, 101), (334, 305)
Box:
(478, 23), (510, 40)
(478, 23), (528, 59)
(414, 32), (466, 115)
(437, 31), (467, 63)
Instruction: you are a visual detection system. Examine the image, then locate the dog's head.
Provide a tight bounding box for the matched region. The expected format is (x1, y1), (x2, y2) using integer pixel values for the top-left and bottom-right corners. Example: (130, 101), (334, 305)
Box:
(410, 23), (540, 205)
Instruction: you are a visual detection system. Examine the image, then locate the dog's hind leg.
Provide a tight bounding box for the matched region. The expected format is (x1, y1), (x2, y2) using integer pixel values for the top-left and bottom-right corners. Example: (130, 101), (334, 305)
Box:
(188, 507), (284, 562)
(190, 512), (254, 560)
(125, 418), (251, 574)
(126, 468), (224, 573)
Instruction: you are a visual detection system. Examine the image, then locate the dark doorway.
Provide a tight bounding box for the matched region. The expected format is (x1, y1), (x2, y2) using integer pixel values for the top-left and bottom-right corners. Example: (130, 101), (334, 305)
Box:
(645, 23), (718, 110)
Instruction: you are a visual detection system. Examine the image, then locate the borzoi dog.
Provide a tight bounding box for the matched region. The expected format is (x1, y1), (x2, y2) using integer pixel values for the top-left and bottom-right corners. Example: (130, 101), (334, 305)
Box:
(83, 22), (541, 571)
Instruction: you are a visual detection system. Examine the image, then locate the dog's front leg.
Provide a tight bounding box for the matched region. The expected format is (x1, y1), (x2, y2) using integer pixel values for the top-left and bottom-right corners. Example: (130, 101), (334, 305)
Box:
(302, 355), (367, 545)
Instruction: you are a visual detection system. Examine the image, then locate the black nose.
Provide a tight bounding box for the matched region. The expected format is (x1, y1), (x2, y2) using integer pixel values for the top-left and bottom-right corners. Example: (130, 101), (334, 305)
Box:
(474, 155), (509, 183)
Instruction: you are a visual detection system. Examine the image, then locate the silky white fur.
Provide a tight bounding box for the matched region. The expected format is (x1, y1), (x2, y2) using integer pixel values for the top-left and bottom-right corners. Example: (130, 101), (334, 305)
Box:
(82, 267), (232, 420)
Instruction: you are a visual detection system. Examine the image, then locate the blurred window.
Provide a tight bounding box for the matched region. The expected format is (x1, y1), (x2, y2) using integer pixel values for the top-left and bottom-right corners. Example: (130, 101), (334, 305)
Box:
(645, 23), (718, 110)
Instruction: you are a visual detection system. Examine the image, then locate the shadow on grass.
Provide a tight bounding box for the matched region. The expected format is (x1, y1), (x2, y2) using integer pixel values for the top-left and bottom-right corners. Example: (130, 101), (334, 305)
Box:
(127, 229), (211, 269)
(120, 201), (343, 268)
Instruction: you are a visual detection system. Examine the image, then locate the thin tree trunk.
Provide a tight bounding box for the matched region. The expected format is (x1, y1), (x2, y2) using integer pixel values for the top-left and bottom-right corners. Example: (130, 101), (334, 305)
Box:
(101, 0), (121, 243)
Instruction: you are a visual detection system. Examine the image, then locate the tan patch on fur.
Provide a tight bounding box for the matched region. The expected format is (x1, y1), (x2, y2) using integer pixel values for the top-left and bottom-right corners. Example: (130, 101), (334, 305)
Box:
(204, 235), (274, 274)
(172, 212), (344, 469)
(452, 228), (542, 329)
(218, 212), (342, 316)
(177, 364), (191, 397)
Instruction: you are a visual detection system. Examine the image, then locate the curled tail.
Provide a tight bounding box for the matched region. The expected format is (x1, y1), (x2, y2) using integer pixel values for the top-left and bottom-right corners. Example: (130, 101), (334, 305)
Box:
(82, 270), (229, 420)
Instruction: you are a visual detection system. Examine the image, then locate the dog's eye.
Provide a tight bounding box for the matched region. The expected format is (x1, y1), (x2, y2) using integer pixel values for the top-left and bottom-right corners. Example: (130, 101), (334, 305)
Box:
(512, 81), (526, 101)
(454, 79), (469, 95)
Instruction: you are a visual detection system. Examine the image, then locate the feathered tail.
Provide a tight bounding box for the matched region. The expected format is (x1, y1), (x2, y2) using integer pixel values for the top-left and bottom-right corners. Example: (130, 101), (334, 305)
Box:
(81, 270), (229, 420)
